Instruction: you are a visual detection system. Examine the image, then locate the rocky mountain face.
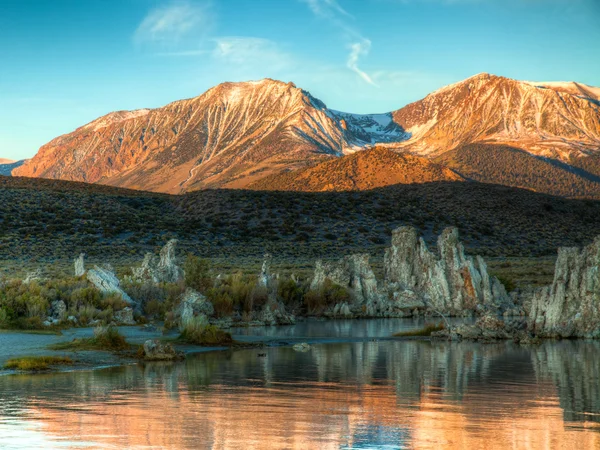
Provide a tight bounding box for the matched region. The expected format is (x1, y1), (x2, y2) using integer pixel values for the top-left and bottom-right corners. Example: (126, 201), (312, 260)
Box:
(394, 73), (600, 160)
(13, 79), (407, 193)
(14, 73), (600, 196)
(249, 147), (463, 191)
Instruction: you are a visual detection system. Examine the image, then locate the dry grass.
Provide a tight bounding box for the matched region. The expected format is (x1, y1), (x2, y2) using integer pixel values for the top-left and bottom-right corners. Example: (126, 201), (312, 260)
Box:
(4, 356), (73, 371)
(48, 326), (130, 352)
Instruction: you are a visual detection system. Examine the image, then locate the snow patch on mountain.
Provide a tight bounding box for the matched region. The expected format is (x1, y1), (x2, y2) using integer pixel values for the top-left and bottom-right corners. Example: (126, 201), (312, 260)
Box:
(524, 81), (600, 102)
(331, 111), (410, 145)
(84, 109), (151, 132)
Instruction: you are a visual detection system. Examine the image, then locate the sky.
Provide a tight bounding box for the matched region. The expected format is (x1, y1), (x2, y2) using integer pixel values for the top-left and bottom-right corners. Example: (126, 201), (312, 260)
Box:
(0, 0), (599, 160)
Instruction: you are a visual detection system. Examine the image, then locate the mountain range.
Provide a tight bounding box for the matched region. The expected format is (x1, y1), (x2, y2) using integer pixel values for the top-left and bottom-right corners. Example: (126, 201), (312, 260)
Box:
(11, 73), (600, 197)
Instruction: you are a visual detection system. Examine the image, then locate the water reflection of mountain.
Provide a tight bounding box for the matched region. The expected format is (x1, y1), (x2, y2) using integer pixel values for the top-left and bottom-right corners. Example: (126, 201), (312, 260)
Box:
(0, 340), (599, 449)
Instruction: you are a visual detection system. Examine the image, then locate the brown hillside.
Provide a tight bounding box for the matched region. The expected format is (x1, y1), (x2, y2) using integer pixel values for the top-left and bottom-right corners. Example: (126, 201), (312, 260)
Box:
(436, 143), (600, 199)
(249, 147), (463, 192)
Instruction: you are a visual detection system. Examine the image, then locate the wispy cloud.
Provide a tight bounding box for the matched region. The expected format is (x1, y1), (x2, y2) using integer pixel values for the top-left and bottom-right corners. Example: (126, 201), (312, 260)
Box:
(300, 0), (377, 86)
(347, 40), (377, 86)
(134, 1), (213, 46)
(213, 37), (293, 71)
(302, 0), (353, 18)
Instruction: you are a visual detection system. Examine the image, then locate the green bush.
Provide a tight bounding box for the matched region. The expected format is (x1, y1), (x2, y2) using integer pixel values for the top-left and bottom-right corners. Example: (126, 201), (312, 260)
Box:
(50, 325), (129, 351)
(184, 255), (213, 292)
(180, 318), (232, 346)
(206, 288), (234, 318)
(278, 278), (304, 308)
(304, 279), (351, 314)
(5, 356), (73, 371)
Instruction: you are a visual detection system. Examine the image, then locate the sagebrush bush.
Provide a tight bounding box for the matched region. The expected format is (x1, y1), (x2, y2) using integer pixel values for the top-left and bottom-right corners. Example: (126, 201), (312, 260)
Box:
(304, 279), (351, 314)
(180, 317), (232, 345)
(0, 277), (125, 329)
(278, 278), (305, 309)
(184, 255), (213, 292)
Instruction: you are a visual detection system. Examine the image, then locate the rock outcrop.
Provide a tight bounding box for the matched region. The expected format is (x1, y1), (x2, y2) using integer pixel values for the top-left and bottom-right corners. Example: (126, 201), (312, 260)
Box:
(528, 237), (600, 338)
(114, 307), (136, 325)
(310, 254), (383, 316)
(175, 289), (214, 331)
(74, 253), (86, 277)
(50, 300), (67, 321)
(258, 253), (273, 288)
(256, 253), (295, 325)
(23, 269), (46, 285)
(384, 227), (512, 315)
(131, 240), (184, 284)
(142, 339), (184, 361)
(87, 265), (135, 306)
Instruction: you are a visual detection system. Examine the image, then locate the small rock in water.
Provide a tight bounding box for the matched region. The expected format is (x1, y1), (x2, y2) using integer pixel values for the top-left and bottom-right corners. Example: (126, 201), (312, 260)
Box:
(293, 343), (311, 352)
(142, 339), (184, 361)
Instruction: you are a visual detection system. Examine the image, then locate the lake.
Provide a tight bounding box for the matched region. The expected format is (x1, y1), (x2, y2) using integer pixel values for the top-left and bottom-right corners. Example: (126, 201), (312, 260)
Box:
(0, 319), (599, 449)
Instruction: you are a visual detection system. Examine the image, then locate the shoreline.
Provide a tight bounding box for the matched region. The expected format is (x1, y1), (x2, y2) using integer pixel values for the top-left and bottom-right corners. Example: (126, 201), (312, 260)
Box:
(0, 320), (441, 376)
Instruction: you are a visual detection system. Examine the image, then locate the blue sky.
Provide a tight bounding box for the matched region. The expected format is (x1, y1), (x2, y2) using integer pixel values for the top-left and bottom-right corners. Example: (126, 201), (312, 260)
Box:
(1, 0), (599, 160)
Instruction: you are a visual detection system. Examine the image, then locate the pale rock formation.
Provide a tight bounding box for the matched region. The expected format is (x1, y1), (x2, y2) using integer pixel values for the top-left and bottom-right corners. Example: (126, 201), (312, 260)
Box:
(384, 227), (512, 315)
(444, 314), (529, 342)
(87, 265), (135, 306)
(23, 268), (46, 284)
(175, 289), (214, 331)
(528, 237), (600, 338)
(142, 339), (184, 361)
(132, 239), (184, 284)
(74, 253), (86, 277)
(293, 343), (311, 352)
(259, 303), (296, 326)
(332, 302), (353, 318)
(258, 253), (273, 288)
(310, 254), (383, 315)
(114, 307), (135, 325)
(256, 253), (295, 325)
(50, 300), (67, 320)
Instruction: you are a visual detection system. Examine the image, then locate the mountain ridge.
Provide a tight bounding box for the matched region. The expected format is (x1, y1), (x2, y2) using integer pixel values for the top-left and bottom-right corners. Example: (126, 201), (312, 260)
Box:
(13, 73), (600, 197)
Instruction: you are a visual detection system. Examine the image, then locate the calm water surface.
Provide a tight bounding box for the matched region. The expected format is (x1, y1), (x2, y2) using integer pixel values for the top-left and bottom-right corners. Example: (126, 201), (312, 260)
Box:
(0, 320), (599, 449)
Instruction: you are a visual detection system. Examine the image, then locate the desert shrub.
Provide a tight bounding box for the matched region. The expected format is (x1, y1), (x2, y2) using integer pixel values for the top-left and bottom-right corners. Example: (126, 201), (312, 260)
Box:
(495, 275), (517, 293)
(144, 299), (165, 318)
(123, 281), (166, 307)
(206, 288), (234, 318)
(247, 284), (269, 312)
(180, 318), (232, 345)
(205, 273), (266, 315)
(93, 325), (129, 350)
(100, 293), (127, 311)
(50, 325), (129, 351)
(304, 280), (351, 314)
(0, 308), (8, 327)
(77, 305), (99, 326)
(277, 278), (304, 308)
(184, 255), (212, 292)
(69, 287), (102, 310)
